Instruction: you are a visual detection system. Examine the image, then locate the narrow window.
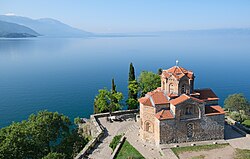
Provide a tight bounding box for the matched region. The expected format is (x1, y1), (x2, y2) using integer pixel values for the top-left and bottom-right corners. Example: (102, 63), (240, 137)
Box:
(181, 84), (186, 94)
(185, 106), (193, 115)
(187, 123), (194, 138)
(169, 84), (174, 93)
(145, 121), (153, 133)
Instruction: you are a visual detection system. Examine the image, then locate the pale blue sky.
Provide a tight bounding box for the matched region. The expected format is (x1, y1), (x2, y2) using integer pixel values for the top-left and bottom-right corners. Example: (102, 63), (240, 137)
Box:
(1, 0), (250, 33)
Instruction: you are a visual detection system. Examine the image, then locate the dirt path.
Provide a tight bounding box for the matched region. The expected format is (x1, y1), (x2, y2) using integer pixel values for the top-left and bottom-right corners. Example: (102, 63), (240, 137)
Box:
(178, 145), (235, 159)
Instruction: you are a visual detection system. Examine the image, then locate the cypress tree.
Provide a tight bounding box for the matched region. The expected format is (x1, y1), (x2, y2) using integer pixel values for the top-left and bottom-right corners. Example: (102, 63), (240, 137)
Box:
(129, 63), (135, 82)
(157, 68), (163, 75)
(128, 63), (136, 99)
(111, 78), (116, 94)
(127, 63), (139, 109)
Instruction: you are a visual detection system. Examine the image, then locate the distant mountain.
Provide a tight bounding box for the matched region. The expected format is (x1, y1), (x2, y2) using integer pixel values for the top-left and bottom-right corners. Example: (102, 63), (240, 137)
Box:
(0, 20), (40, 38)
(0, 15), (93, 37)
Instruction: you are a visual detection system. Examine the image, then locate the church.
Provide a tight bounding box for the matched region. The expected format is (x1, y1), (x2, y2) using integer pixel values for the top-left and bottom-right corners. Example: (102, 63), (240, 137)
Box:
(138, 64), (225, 144)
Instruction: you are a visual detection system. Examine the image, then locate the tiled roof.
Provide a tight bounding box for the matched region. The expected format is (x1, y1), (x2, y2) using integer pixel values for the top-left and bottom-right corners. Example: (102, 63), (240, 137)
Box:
(170, 94), (204, 106)
(194, 88), (219, 101)
(205, 105), (225, 116)
(155, 109), (174, 120)
(138, 88), (169, 107)
(167, 93), (178, 98)
(138, 97), (152, 106)
(162, 66), (194, 80)
(151, 91), (169, 105)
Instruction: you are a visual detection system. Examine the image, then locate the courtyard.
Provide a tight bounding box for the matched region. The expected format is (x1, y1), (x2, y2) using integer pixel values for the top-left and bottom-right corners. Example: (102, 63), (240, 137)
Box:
(87, 115), (250, 159)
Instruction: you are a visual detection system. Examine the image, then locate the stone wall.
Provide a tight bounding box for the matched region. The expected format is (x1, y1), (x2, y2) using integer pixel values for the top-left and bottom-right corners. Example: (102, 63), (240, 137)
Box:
(140, 103), (156, 143)
(74, 109), (139, 159)
(158, 114), (224, 144)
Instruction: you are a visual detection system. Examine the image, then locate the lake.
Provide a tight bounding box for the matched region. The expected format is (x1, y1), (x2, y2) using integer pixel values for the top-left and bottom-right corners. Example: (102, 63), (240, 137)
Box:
(0, 35), (250, 128)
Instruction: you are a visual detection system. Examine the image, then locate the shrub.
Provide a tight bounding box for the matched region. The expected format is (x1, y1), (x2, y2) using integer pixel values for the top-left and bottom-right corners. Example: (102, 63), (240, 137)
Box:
(242, 120), (250, 128)
(109, 135), (122, 151)
(229, 110), (248, 122)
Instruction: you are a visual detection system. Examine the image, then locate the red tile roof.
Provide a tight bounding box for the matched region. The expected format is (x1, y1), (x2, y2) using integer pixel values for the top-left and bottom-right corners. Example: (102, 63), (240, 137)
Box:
(205, 105), (225, 116)
(194, 88), (219, 101)
(170, 94), (204, 106)
(162, 66), (194, 80)
(151, 91), (169, 105)
(138, 89), (169, 106)
(155, 109), (174, 120)
(138, 97), (152, 106)
(167, 93), (179, 98)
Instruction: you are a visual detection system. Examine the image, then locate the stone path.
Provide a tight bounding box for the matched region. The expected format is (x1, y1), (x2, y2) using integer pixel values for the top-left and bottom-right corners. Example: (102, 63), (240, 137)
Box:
(87, 119), (250, 159)
(88, 118), (136, 159)
(178, 145), (235, 159)
(124, 123), (167, 159)
(225, 124), (250, 150)
(88, 117), (169, 159)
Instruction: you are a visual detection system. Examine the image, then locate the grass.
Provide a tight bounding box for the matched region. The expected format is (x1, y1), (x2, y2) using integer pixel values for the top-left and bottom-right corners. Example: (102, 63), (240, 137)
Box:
(234, 149), (250, 159)
(116, 140), (144, 159)
(171, 143), (229, 158)
(242, 120), (250, 128)
(110, 135), (122, 151)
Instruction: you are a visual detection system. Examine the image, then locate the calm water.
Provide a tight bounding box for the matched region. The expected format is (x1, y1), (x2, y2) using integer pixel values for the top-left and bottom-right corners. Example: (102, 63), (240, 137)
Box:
(0, 35), (250, 127)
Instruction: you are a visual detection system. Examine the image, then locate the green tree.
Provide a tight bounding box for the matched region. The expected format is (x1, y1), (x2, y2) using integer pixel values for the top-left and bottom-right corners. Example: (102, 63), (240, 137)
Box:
(42, 152), (66, 159)
(0, 111), (88, 159)
(94, 81), (124, 114)
(127, 63), (139, 109)
(127, 80), (139, 109)
(129, 63), (135, 82)
(128, 63), (137, 100)
(229, 110), (248, 122)
(138, 71), (161, 97)
(157, 68), (163, 75)
(28, 111), (71, 154)
(74, 117), (82, 125)
(112, 78), (117, 93)
(224, 93), (250, 113)
(0, 121), (39, 159)
(55, 128), (88, 158)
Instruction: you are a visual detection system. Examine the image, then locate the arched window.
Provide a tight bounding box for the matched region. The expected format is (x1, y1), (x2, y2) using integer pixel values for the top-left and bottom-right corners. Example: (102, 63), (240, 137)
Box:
(187, 123), (194, 138)
(185, 107), (192, 115)
(145, 121), (153, 133)
(162, 81), (165, 90)
(169, 84), (174, 93)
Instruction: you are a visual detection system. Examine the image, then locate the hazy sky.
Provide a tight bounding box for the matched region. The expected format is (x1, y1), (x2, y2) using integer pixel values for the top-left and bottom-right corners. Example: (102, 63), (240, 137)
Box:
(1, 0), (250, 33)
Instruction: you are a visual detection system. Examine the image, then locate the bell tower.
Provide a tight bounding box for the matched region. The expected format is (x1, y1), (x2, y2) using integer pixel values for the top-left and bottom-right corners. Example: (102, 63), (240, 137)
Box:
(161, 62), (194, 95)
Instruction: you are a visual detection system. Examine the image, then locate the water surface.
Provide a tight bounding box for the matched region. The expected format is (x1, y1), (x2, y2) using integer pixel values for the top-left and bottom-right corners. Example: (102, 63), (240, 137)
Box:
(0, 35), (250, 127)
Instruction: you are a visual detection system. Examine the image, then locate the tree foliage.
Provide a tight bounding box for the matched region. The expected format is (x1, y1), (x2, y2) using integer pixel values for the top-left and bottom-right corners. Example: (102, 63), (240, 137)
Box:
(129, 63), (135, 82)
(138, 71), (161, 97)
(229, 110), (248, 122)
(157, 68), (163, 75)
(127, 80), (139, 109)
(0, 111), (88, 159)
(127, 63), (139, 109)
(42, 152), (66, 159)
(224, 93), (250, 113)
(94, 87), (123, 114)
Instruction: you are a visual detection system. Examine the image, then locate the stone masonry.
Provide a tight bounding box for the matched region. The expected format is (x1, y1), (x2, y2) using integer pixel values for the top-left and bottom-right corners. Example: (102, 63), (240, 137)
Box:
(139, 65), (225, 145)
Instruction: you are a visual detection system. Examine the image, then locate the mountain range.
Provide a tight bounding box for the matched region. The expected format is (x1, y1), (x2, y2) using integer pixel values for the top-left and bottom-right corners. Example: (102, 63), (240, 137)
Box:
(0, 15), (93, 37)
(0, 15), (250, 38)
(0, 20), (40, 38)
